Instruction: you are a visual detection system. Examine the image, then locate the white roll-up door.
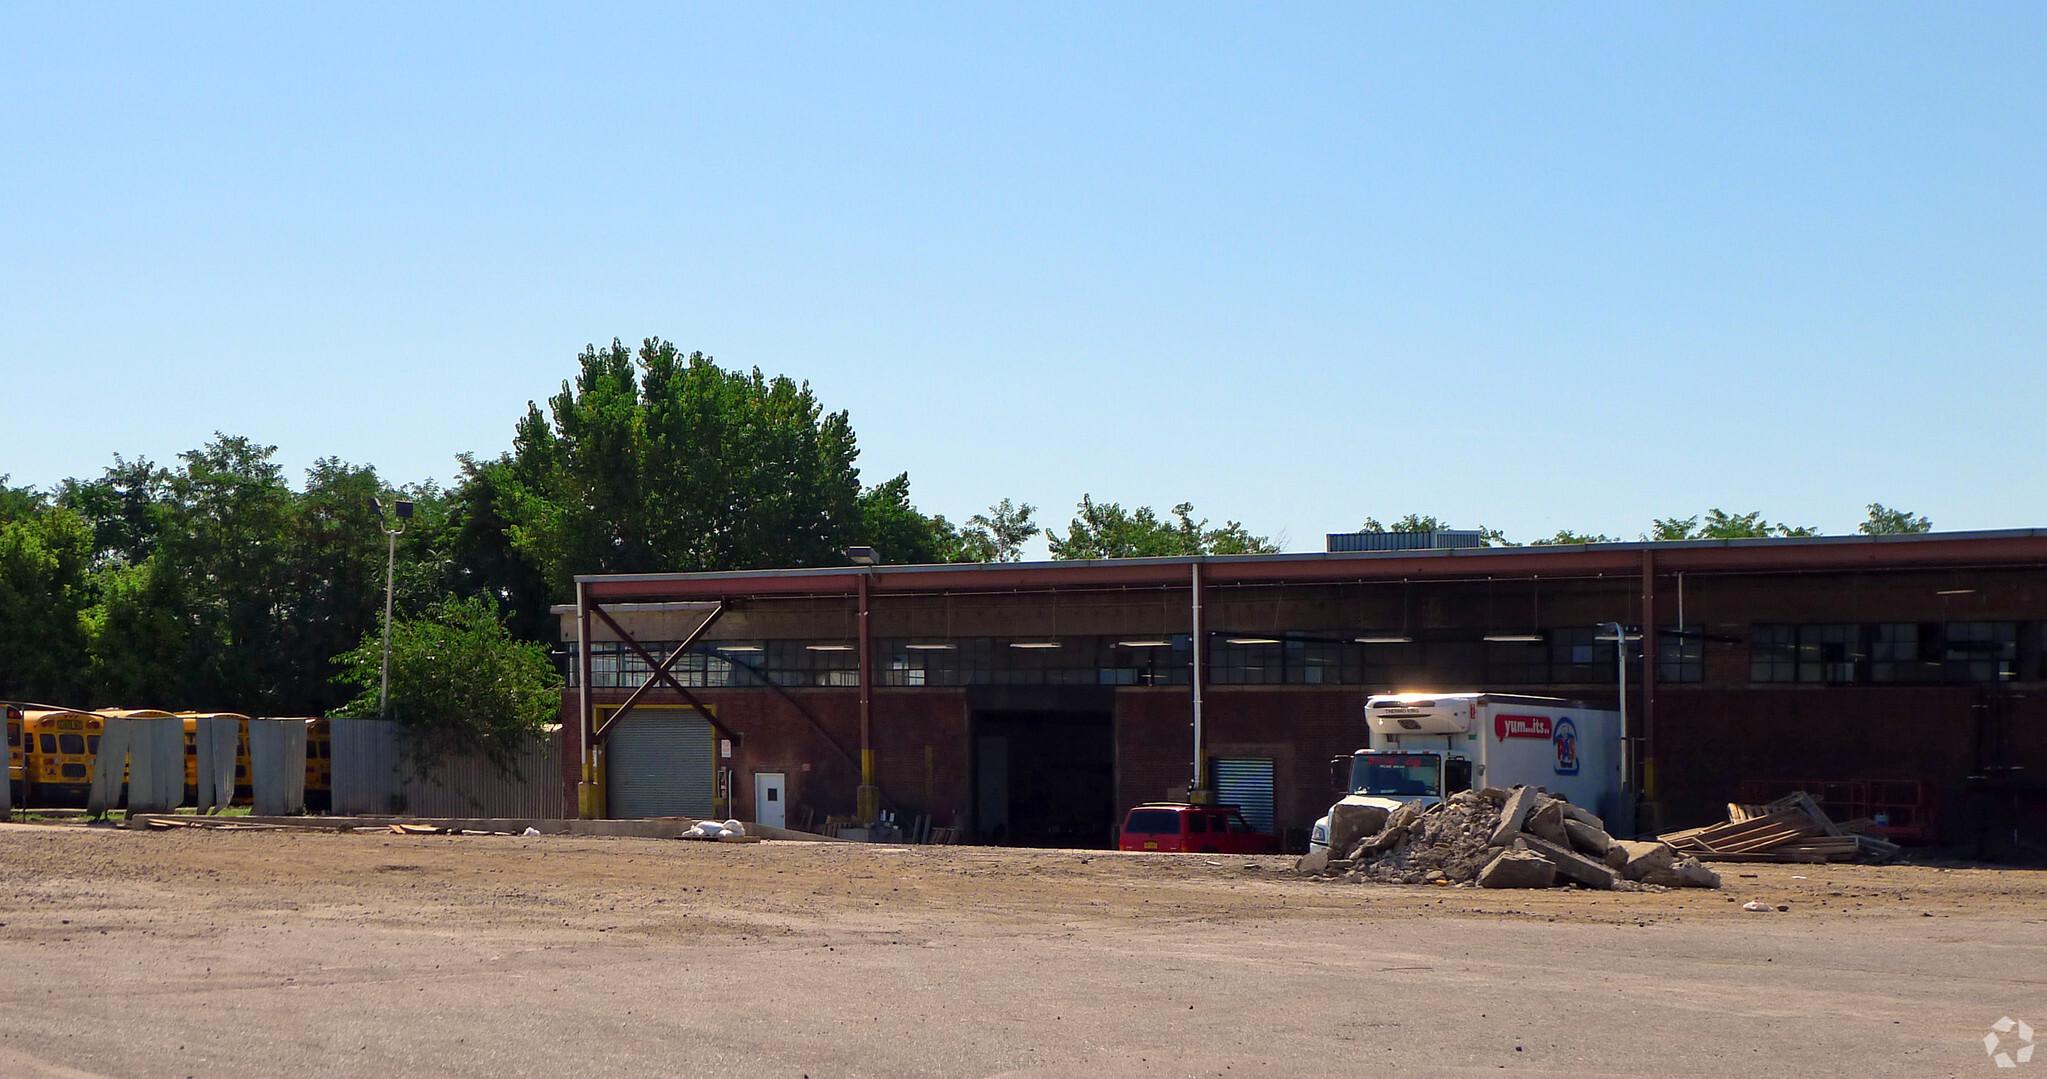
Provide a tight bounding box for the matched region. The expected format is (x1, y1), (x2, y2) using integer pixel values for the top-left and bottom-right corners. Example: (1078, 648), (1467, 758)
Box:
(1211, 757), (1275, 835)
(607, 708), (714, 819)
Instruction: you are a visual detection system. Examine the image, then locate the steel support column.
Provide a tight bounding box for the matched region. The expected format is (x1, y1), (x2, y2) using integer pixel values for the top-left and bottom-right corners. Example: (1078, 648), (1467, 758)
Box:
(576, 580), (596, 819)
(856, 571), (878, 824)
(1640, 548), (1658, 810)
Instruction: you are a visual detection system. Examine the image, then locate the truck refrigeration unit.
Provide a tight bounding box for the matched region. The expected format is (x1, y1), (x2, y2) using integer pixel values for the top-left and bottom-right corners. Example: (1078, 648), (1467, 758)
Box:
(1309, 692), (1624, 852)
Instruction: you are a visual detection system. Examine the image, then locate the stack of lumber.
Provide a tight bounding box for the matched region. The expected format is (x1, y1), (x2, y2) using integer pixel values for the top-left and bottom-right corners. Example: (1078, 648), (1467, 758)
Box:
(1659, 791), (1902, 864)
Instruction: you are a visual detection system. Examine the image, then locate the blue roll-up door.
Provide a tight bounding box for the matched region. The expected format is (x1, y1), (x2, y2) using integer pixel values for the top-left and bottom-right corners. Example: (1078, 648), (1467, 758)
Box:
(1211, 758), (1275, 834)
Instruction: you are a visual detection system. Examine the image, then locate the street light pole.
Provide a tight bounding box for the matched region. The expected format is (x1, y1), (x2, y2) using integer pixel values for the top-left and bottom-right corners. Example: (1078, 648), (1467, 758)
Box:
(370, 497), (413, 722)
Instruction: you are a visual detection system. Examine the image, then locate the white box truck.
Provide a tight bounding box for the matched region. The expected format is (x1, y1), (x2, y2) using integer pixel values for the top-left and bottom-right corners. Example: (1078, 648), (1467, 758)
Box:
(1308, 692), (1623, 852)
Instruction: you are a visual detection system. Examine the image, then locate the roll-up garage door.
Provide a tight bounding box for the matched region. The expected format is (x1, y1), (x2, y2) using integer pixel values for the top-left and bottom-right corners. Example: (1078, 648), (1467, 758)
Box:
(607, 708), (714, 819)
(1210, 758), (1275, 835)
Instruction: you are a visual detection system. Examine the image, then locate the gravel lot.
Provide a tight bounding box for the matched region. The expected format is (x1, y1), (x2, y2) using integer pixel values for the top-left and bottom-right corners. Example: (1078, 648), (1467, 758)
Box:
(1, 821), (2043, 1077)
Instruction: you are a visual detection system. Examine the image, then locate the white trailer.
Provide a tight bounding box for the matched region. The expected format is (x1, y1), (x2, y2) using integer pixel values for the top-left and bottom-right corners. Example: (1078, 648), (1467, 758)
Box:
(1308, 692), (1623, 852)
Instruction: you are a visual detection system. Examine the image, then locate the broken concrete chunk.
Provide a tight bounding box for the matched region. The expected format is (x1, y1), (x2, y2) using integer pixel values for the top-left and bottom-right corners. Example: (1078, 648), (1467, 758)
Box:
(1515, 834), (1618, 890)
(1476, 786), (1509, 806)
(1641, 855), (1721, 889)
(1525, 799), (1570, 846)
(1605, 840), (1678, 881)
(1562, 818), (1614, 858)
(1560, 803), (1606, 832)
(1477, 847), (1557, 889)
(1295, 848), (1331, 876)
(1327, 803), (1390, 858)
(1490, 786), (1539, 846)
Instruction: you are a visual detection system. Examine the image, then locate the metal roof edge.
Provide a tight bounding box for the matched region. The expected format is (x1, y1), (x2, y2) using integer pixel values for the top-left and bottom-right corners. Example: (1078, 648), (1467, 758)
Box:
(571, 528), (2047, 585)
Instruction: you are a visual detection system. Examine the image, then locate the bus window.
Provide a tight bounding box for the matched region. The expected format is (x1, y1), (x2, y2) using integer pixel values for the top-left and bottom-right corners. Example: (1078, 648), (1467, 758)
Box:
(59, 734), (85, 755)
(87, 735), (100, 755)
(40, 734), (57, 754)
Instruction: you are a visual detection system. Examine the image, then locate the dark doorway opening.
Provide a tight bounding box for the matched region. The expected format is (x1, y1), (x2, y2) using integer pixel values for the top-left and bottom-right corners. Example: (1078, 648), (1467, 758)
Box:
(972, 709), (1115, 848)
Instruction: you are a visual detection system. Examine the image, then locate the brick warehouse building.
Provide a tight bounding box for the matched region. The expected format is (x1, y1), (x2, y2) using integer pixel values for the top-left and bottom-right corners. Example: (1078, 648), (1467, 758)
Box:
(556, 530), (2047, 852)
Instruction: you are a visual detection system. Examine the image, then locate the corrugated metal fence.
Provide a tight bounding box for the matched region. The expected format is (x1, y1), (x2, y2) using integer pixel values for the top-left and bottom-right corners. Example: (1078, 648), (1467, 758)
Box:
(330, 719), (562, 819)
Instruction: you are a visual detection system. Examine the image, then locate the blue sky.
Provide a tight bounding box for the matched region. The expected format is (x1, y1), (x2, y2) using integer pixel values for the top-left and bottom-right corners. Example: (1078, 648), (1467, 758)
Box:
(3, 4), (2041, 552)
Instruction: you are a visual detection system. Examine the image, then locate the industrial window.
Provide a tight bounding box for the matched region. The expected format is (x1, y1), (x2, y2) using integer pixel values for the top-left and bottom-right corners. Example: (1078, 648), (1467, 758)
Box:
(1658, 626), (1704, 684)
(1484, 639), (1549, 684)
(1550, 627), (1616, 683)
(1796, 624), (1864, 684)
(1944, 622), (2018, 683)
(1871, 623), (1940, 683)
(1210, 637), (1286, 685)
(1750, 624), (1797, 683)
(1289, 637), (1359, 685)
(1358, 640), (1427, 687)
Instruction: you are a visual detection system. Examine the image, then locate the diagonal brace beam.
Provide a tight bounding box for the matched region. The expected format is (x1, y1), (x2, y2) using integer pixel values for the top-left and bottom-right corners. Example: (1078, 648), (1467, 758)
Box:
(590, 601), (728, 741)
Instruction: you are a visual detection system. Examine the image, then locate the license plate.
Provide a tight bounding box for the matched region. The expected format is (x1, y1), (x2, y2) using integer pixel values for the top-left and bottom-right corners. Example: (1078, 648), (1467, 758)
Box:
(1143, 841), (1158, 850)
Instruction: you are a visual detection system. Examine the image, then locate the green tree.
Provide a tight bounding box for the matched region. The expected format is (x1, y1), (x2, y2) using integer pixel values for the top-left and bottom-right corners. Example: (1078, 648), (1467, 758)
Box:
(0, 503), (95, 702)
(1859, 503), (1931, 535)
(1047, 496), (1278, 559)
(1529, 530), (1619, 545)
(1651, 509), (1819, 541)
(56, 456), (173, 569)
(959, 498), (1039, 562)
(855, 473), (967, 566)
(331, 595), (563, 769)
(505, 339), (864, 592)
(1360, 514), (1510, 546)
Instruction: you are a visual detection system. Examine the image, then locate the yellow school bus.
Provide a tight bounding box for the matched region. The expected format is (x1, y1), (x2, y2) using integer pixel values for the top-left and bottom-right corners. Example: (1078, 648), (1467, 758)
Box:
(21, 710), (105, 805)
(6, 705), (22, 805)
(178, 713), (253, 804)
(304, 717), (332, 811)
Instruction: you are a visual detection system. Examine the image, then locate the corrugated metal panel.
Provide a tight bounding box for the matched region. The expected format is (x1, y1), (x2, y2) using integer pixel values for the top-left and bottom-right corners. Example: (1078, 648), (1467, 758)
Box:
(247, 719), (307, 816)
(608, 711), (713, 819)
(330, 718), (403, 815)
(401, 735), (563, 819)
(1211, 757), (1276, 835)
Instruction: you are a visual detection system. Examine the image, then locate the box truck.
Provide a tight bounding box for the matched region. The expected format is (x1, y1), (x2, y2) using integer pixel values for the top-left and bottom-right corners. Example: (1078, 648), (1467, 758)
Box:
(1308, 692), (1623, 852)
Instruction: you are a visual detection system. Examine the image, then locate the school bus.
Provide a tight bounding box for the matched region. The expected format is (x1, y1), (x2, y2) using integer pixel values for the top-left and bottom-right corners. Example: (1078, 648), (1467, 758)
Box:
(305, 717), (332, 811)
(6, 705), (22, 806)
(21, 710), (106, 806)
(177, 713), (253, 805)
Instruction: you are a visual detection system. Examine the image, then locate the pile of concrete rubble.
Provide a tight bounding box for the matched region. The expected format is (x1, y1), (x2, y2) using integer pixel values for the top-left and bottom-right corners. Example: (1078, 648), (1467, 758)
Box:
(1298, 785), (1722, 890)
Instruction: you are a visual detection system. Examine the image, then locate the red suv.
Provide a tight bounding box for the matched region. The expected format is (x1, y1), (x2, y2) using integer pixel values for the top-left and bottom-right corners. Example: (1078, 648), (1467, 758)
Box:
(1118, 803), (1281, 854)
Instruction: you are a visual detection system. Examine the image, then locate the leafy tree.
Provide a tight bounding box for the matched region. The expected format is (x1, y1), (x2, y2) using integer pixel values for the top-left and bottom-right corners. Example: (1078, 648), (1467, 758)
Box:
(331, 595), (563, 769)
(1529, 530), (1619, 545)
(505, 339), (864, 592)
(1360, 514), (1510, 547)
(80, 558), (189, 705)
(1048, 496), (1278, 559)
(856, 473), (965, 565)
(1650, 509), (1820, 541)
(441, 455), (554, 642)
(56, 456), (173, 569)
(0, 504), (95, 702)
(960, 498), (1039, 562)
(1859, 503), (1931, 535)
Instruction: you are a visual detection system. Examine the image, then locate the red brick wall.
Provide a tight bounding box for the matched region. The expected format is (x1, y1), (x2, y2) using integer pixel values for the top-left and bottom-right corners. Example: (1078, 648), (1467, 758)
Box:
(559, 688), (968, 827)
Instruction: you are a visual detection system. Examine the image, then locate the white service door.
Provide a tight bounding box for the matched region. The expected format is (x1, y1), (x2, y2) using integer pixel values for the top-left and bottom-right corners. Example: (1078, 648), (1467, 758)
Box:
(755, 772), (786, 829)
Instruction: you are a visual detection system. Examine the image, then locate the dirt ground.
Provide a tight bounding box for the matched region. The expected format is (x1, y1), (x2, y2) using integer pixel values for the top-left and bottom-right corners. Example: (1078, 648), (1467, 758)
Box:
(2, 821), (2045, 1077)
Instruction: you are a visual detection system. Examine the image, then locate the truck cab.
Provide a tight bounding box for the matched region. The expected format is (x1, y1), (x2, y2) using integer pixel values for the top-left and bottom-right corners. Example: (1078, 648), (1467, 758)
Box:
(1307, 749), (1472, 852)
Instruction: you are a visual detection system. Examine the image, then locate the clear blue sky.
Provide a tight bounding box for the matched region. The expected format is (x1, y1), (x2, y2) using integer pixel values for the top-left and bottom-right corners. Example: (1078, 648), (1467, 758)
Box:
(3, 4), (2041, 552)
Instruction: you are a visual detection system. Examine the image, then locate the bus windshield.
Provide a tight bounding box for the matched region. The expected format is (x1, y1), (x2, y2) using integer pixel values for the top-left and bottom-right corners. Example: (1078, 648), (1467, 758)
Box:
(1350, 754), (1441, 797)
